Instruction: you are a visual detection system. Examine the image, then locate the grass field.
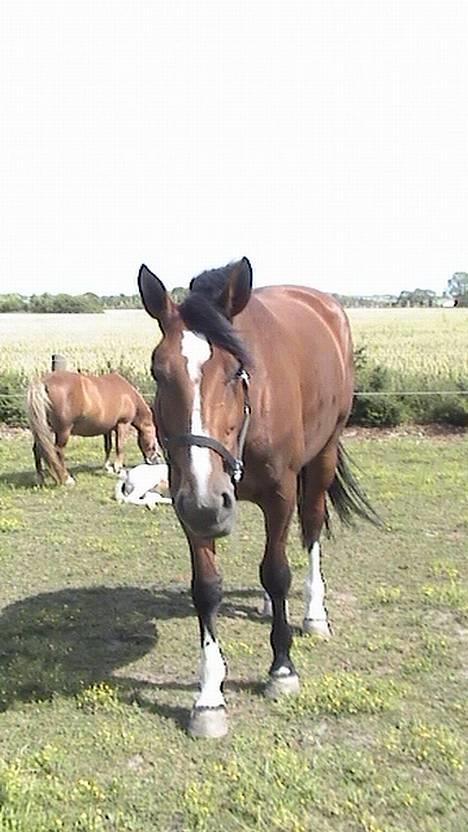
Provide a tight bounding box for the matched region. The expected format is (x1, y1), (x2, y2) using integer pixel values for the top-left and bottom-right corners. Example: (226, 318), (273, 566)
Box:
(1, 307), (467, 390)
(0, 430), (466, 831)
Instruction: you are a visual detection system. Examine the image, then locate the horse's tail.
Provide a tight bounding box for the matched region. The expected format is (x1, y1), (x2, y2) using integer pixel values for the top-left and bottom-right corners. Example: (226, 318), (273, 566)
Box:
(26, 380), (62, 484)
(326, 442), (382, 529)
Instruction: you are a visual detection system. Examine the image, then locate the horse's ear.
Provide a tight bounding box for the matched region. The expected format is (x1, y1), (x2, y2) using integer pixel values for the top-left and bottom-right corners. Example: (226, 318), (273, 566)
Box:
(138, 265), (175, 327)
(221, 257), (253, 319)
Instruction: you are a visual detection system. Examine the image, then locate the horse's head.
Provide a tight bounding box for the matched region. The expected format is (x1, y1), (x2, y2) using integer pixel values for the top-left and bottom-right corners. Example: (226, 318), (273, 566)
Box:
(138, 259), (252, 539)
(137, 420), (159, 464)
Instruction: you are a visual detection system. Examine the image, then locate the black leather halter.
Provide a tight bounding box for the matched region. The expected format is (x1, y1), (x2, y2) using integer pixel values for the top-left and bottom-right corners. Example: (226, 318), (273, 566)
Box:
(162, 369), (251, 484)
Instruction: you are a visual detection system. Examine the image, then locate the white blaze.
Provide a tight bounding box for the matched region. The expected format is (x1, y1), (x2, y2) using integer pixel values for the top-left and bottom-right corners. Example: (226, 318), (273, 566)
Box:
(181, 330), (212, 499)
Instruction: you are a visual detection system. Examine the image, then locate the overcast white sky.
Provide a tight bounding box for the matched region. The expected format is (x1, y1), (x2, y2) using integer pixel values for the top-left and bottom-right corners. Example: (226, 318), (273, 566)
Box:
(1, 0), (467, 296)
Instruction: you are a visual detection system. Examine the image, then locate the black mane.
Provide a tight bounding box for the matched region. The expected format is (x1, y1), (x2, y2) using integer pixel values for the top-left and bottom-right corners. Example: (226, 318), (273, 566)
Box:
(178, 266), (251, 368)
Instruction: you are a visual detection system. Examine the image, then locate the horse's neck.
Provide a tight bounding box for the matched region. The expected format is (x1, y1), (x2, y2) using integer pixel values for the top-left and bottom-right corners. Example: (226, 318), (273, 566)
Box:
(132, 392), (151, 427)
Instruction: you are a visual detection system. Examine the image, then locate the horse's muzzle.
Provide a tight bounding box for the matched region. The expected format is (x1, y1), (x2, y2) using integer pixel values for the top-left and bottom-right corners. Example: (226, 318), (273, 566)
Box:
(175, 486), (236, 538)
(145, 453), (161, 465)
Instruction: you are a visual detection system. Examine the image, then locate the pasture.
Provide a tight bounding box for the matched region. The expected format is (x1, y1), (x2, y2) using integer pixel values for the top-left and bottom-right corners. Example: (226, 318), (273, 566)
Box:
(0, 429), (466, 831)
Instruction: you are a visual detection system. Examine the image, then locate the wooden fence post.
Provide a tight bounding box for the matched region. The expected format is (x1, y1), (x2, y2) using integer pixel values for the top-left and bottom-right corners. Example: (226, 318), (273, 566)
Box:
(51, 354), (67, 372)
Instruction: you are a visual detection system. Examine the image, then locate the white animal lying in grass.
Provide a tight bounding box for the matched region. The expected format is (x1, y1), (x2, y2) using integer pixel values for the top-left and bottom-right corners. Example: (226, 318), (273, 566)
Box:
(115, 463), (172, 509)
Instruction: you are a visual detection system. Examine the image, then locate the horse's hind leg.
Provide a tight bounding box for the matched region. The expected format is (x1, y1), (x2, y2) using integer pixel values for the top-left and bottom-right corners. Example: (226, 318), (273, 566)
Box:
(33, 441), (45, 485)
(114, 423), (130, 473)
(103, 432), (113, 473)
(55, 429), (74, 485)
(298, 445), (338, 638)
(259, 473), (299, 699)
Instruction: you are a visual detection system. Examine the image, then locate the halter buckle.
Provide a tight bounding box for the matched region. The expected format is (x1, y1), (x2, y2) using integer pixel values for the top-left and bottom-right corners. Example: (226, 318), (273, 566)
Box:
(231, 459), (244, 483)
(238, 368), (250, 385)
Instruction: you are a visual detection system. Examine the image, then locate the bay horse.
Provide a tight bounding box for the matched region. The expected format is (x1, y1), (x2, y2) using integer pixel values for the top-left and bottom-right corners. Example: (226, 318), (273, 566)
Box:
(138, 258), (379, 738)
(27, 371), (158, 485)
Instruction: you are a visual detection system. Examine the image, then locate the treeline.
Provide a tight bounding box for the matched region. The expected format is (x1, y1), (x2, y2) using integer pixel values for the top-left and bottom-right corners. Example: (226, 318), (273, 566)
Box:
(0, 289), (424, 313)
(0, 289), (189, 313)
(335, 273), (468, 308)
(1, 272), (466, 313)
(1, 290), (400, 313)
(0, 293), (105, 313)
(335, 290), (446, 308)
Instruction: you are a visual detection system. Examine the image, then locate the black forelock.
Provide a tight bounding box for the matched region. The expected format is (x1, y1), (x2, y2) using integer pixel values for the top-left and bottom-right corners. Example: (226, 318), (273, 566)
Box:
(178, 266), (251, 368)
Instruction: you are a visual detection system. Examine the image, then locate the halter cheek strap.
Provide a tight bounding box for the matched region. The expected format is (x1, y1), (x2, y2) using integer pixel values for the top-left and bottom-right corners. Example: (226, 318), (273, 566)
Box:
(163, 370), (251, 484)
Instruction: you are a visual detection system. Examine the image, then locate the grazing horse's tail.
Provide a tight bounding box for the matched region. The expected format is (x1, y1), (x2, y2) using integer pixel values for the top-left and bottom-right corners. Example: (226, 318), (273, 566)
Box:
(27, 380), (62, 484)
(326, 442), (382, 530)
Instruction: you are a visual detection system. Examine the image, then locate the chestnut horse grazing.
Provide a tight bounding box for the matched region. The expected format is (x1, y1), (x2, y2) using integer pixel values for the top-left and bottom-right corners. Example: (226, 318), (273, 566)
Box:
(139, 258), (380, 738)
(27, 371), (158, 485)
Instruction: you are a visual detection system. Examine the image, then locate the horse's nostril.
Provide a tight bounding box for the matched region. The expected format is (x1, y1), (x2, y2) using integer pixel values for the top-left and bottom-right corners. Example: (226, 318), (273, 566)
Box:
(222, 491), (233, 511)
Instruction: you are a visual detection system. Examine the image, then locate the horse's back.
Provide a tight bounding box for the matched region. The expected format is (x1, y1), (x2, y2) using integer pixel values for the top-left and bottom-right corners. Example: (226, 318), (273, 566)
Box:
(42, 371), (85, 431)
(44, 371), (137, 435)
(237, 285), (354, 471)
(250, 285), (351, 363)
(241, 285), (353, 392)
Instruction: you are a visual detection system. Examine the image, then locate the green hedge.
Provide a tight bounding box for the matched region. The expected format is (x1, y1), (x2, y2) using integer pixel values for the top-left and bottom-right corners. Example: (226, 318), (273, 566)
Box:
(349, 346), (467, 427)
(1, 355), (466, 428)
(0, 373), (29, 426)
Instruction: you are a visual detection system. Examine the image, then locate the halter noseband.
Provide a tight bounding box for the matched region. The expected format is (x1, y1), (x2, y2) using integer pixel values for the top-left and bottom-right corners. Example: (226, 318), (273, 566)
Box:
(163, 369), (251, 484)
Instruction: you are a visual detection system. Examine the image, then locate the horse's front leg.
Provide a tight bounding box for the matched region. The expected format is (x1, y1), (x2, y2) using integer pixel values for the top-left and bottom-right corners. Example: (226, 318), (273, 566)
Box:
(188, 536), (228, 739)
(114, 423), (130, 473)
(259, 477), (299, 699)
(103, 432), (113, 473)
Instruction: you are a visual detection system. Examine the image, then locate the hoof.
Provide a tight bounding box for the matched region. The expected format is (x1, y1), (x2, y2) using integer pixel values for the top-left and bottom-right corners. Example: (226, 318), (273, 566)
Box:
(188, 707), (228, 739)
(302, 618), (331, 638)
(64, 476), (76, 487)
(265, 673), (300, 700)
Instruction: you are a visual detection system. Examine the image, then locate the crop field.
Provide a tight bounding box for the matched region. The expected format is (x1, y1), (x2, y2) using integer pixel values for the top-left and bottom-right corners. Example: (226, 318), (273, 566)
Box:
(1, 307), (467, 391)
(0, 311), (158, 385)
(348, 307), (467, 389)
(0, 430), (466, 831)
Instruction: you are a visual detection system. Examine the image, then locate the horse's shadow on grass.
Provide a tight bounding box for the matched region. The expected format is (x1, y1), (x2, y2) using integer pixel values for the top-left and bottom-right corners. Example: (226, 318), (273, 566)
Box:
(0, 584), (268, 731)
(0, 463), (111, 491)
(0, 468), (39, 489)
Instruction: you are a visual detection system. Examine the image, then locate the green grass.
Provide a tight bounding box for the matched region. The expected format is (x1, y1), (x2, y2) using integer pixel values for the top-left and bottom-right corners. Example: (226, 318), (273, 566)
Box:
(0, 430), (467, 831)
